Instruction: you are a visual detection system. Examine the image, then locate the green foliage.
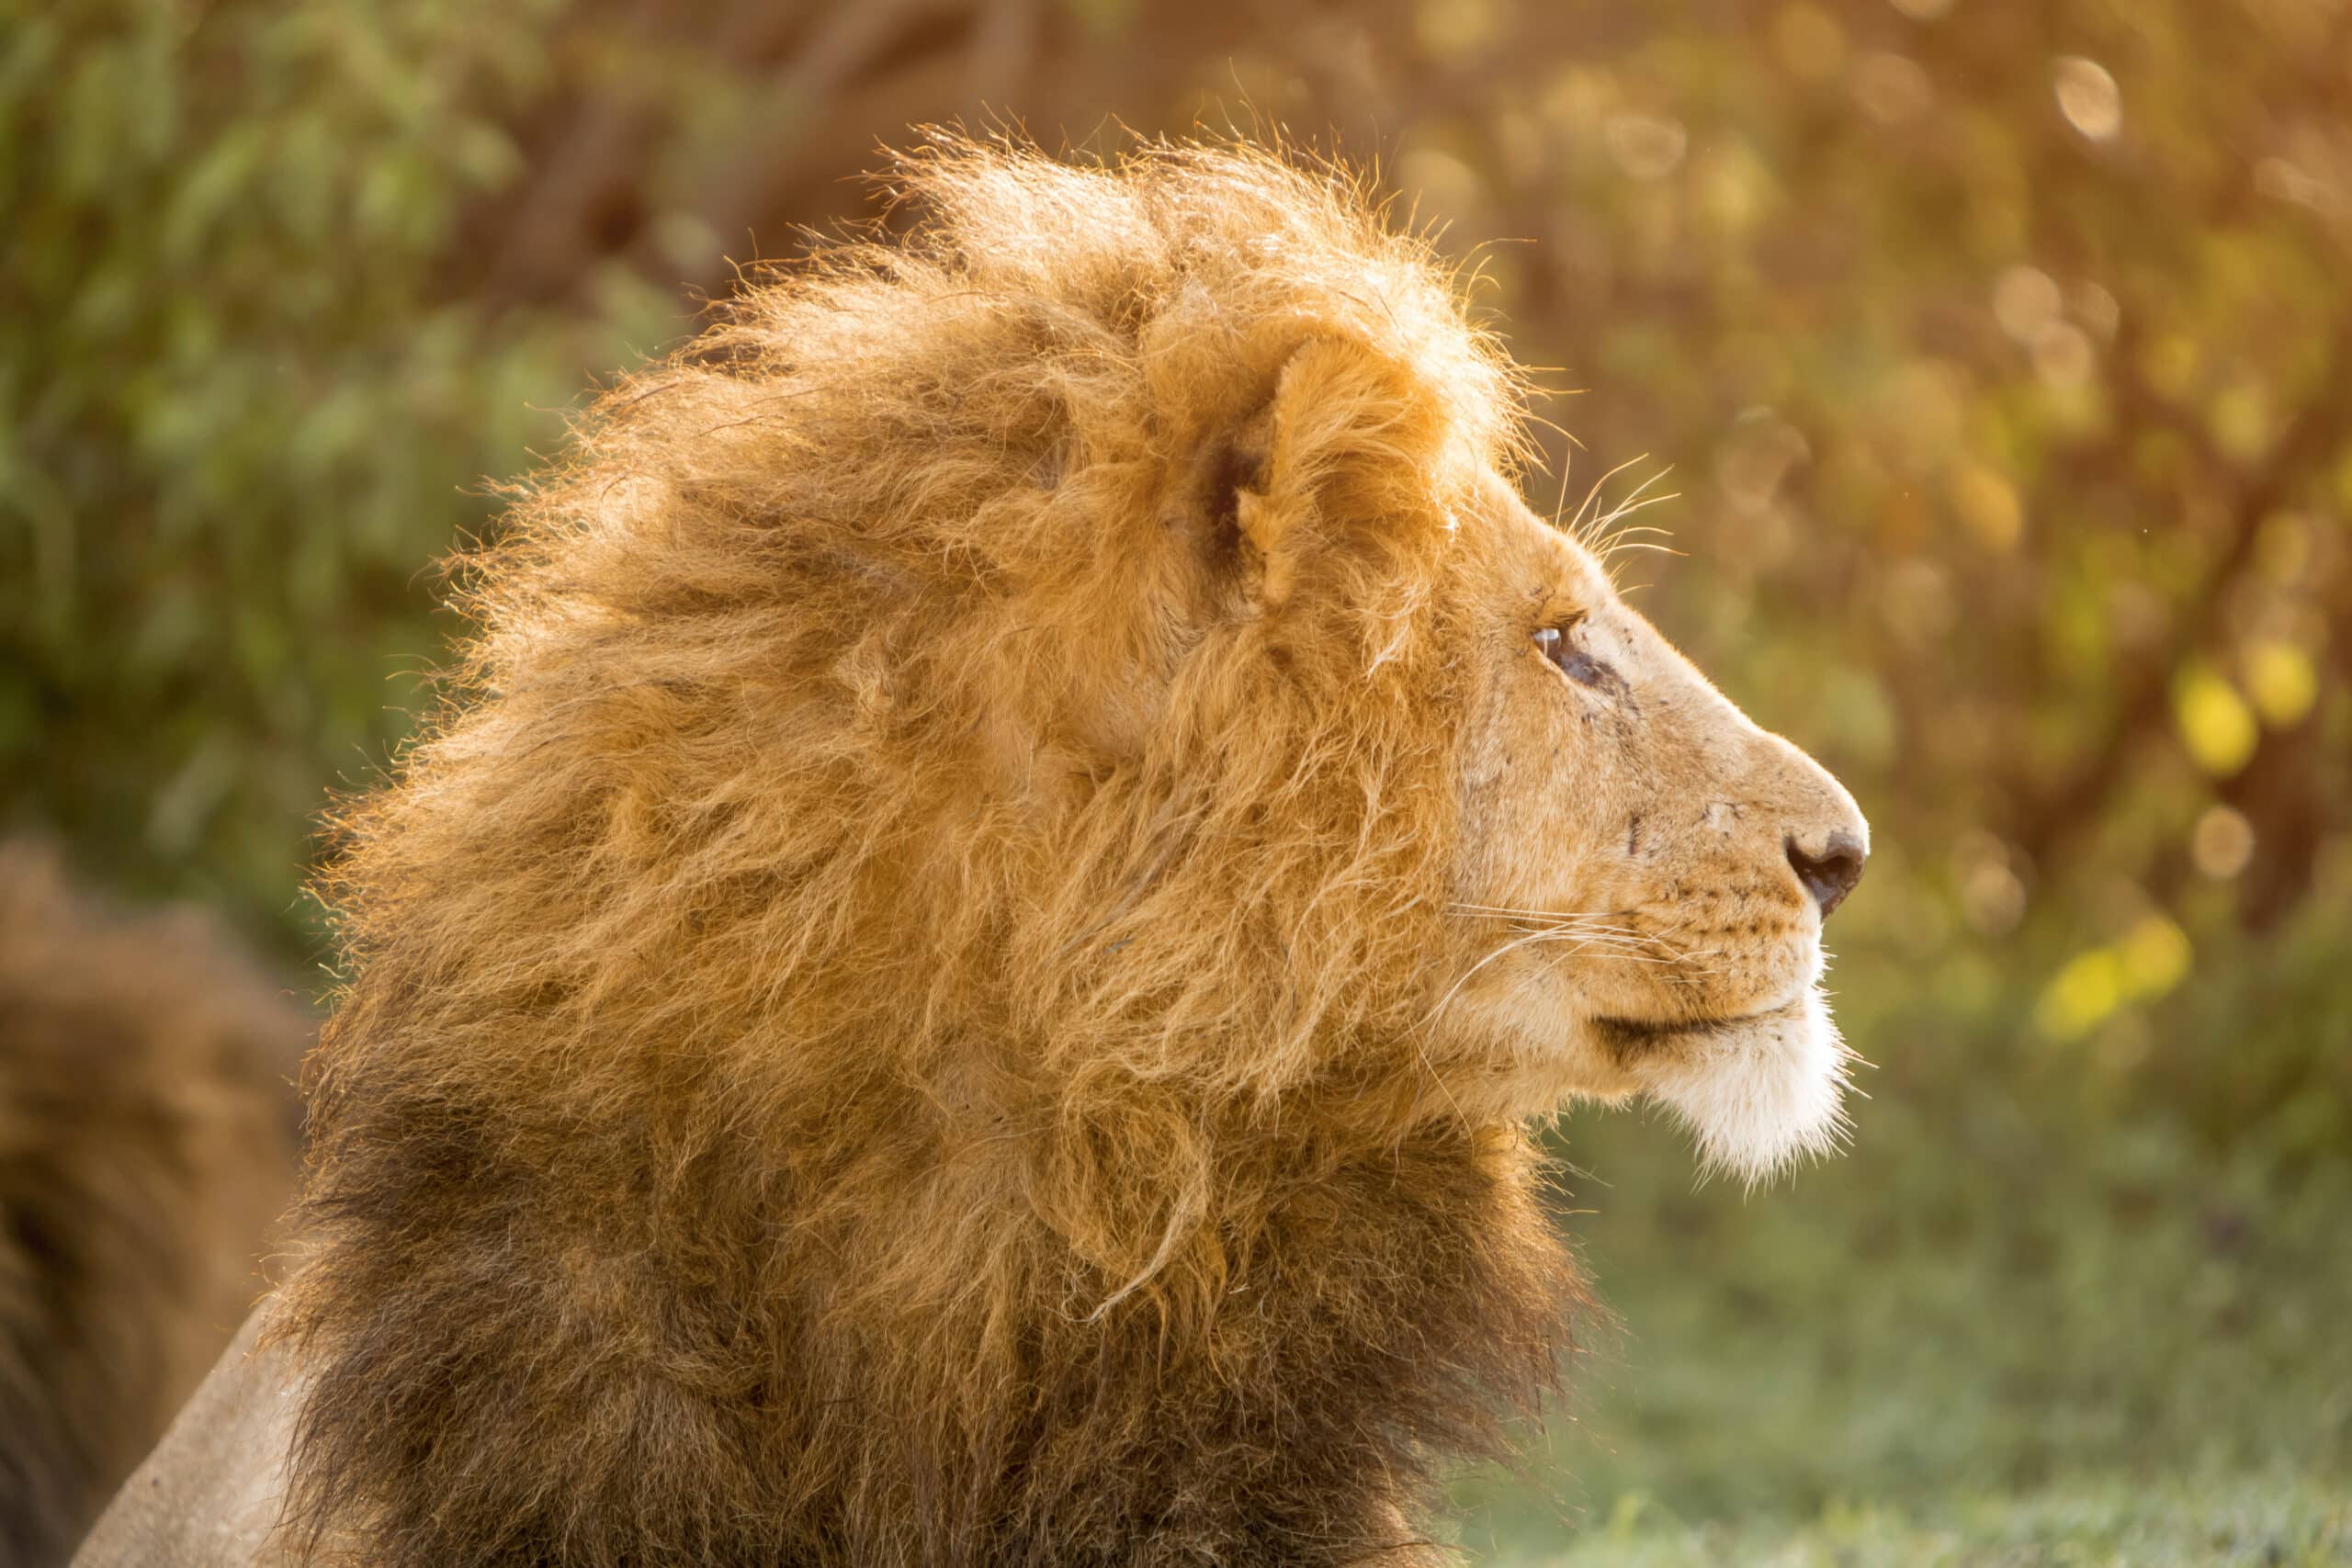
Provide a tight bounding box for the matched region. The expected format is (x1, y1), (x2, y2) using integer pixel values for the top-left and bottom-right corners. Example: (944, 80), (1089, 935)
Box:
(0, 0), (678, 950)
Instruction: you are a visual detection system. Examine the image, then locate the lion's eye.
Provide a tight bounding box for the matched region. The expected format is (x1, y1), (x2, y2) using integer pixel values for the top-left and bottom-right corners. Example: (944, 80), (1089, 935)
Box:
(1534, 624), (1611, 689)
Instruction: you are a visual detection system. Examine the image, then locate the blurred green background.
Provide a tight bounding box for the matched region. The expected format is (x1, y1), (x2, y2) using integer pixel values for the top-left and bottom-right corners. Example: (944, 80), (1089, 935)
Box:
(5, 0), (2346, 1561)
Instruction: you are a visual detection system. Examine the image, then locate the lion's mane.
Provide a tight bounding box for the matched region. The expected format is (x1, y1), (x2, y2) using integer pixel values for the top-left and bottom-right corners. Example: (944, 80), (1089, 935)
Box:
(277, 139), (1585, 1566)
(0, 841), (301, 1565)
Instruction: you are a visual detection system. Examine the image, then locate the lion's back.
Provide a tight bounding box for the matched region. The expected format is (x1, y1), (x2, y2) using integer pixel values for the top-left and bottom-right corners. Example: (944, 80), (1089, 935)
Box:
(0, 842), (305, 1565)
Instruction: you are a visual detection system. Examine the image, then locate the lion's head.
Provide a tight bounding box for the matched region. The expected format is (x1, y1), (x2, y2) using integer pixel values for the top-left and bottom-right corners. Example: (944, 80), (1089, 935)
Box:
(1032, 319), (1871, 1188)
(1431, 468), (1870, 1181)
(277, 138), (1867, 1563)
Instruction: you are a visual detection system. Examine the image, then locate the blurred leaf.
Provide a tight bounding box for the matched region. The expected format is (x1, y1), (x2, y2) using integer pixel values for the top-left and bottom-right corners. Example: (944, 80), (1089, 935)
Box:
(2038, 945), (2125, 1041)
(2244, 640), (2318, 728)
(2173, 664), (2260, 775)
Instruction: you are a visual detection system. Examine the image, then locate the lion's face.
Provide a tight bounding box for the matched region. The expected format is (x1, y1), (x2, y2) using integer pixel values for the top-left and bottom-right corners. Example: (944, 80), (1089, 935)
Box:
(1430, 472), (1869, 1180)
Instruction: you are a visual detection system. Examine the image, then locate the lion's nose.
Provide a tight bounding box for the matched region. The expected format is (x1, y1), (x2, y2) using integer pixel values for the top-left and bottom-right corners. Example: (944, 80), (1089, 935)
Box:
(1785, 830), (1868, 919)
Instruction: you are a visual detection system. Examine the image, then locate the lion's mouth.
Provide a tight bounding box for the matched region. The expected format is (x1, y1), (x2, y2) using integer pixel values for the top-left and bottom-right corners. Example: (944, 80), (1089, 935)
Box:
(1590, 1005), (1786, 1058)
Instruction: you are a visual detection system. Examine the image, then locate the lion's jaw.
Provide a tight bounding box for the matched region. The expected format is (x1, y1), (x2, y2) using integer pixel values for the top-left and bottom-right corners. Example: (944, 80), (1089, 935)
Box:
(1618, 983), (1851, 1182)
(1442, 485), (1868, 1183)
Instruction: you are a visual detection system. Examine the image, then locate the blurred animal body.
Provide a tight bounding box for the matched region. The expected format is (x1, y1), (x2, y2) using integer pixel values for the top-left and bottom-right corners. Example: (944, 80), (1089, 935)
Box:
(78, 138), (1864, 1566)
(0, 842), (301, 1566)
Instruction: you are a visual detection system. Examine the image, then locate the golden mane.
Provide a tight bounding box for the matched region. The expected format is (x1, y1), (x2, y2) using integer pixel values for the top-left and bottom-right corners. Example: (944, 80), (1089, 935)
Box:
(277, 137), (1582, 1565)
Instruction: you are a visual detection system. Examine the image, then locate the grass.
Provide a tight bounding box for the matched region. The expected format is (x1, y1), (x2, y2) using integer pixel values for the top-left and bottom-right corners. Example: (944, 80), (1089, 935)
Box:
(1478, 1476), (2352, 1564)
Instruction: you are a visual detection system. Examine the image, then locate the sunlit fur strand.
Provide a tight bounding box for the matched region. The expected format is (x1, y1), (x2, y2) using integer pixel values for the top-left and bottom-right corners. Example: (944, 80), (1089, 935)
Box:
(274, 137), (1584, 1566)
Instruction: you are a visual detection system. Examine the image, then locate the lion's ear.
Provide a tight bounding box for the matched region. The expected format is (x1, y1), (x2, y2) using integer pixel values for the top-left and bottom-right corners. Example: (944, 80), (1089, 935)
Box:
(1223, 337), (1449, 609)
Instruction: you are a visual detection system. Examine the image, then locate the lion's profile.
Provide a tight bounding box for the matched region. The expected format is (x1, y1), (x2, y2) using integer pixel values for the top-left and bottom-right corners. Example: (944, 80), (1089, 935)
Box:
(0, 841), (302, 1566)
(85, 137), (1867, 1565)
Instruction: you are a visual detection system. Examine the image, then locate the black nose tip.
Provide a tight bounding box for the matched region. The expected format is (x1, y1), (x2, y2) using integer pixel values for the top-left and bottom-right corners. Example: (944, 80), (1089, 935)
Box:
(1786, 830), (1867, 919)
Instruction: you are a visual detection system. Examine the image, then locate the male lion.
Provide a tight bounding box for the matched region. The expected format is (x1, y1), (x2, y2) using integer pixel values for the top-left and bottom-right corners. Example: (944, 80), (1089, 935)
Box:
(78, 139), (1866, 1566)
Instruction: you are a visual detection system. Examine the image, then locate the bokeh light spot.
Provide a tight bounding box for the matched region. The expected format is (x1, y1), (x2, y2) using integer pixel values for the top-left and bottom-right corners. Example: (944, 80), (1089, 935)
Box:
(1715, 407), (1812, 514)
(2118, 913), (2192, 999)
(2173, 665), (2259, 775)
(2210, 381), (2275, 464)
(1951, 463), (2024, 550)
(1951, 829), (2028, 936)
(2053, 56), (2122, 141)
(1993, 265), (2062, 343)
(1855, 51), (1933, 125)
(2036, 916), (2191, 1042)
(1882, 558), (1959, 646)
(1603, 112), (1689, 181)
(1395, 146), (1488, 231)
(1773, 4), (1849, 83)
(1414, 0), (1499, 64)
(2038, 948), (2122, 1040)
(2031, 321), (2096, 388)
(2190, 805), (2256, 881)
(2071, 280), (2121, 340)
(2244, 639), (2318, 728)
(1962, 858), (2028, 936)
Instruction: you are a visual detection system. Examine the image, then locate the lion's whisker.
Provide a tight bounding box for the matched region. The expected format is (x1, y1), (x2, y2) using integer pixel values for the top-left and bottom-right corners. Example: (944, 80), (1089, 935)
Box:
(1446, 901), (1640, 924)
(1418, 926), (1611, 1032)
(1455, 908), (1683, 951)
(1526, 936), (1714, 971)
(1574, 465), (1673, 551)
(1561, 453), (1651, 541)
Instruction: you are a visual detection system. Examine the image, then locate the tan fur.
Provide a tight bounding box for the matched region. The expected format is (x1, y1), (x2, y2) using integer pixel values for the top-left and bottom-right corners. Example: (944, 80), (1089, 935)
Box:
(271, 137), (1864, 1566)
(0, 841), (303, 1566)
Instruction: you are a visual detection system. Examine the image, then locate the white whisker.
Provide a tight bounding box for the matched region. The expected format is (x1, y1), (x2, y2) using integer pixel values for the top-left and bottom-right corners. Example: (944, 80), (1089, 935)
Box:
(1563, 454), (1651, 542)
(1576, 466), (1673, 551)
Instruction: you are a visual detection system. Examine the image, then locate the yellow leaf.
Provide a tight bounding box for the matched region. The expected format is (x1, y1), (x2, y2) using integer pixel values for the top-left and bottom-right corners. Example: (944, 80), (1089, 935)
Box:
(2036, 948), (2123, 1043)
(2118, 914), (2191, 1001)
(2173, 666), (2258, 775)
(2245, 640), (2318, 728)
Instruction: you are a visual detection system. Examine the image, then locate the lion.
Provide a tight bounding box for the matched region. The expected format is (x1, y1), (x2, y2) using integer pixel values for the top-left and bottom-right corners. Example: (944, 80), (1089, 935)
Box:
(75, 137), (1866, 1567)
(0, 840), (303, 1566)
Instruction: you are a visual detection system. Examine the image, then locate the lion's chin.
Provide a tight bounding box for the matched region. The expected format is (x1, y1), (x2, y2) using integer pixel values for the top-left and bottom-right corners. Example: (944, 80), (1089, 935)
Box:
(1621, 985), (1851, 1187)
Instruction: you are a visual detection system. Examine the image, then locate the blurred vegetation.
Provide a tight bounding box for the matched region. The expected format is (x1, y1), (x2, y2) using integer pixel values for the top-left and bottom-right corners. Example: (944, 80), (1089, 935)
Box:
(5, 0), (2346, 1557)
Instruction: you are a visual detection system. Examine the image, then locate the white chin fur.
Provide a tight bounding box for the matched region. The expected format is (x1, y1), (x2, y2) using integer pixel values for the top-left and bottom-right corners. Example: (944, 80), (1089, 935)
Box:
(1633, 985), (1850, 1187)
